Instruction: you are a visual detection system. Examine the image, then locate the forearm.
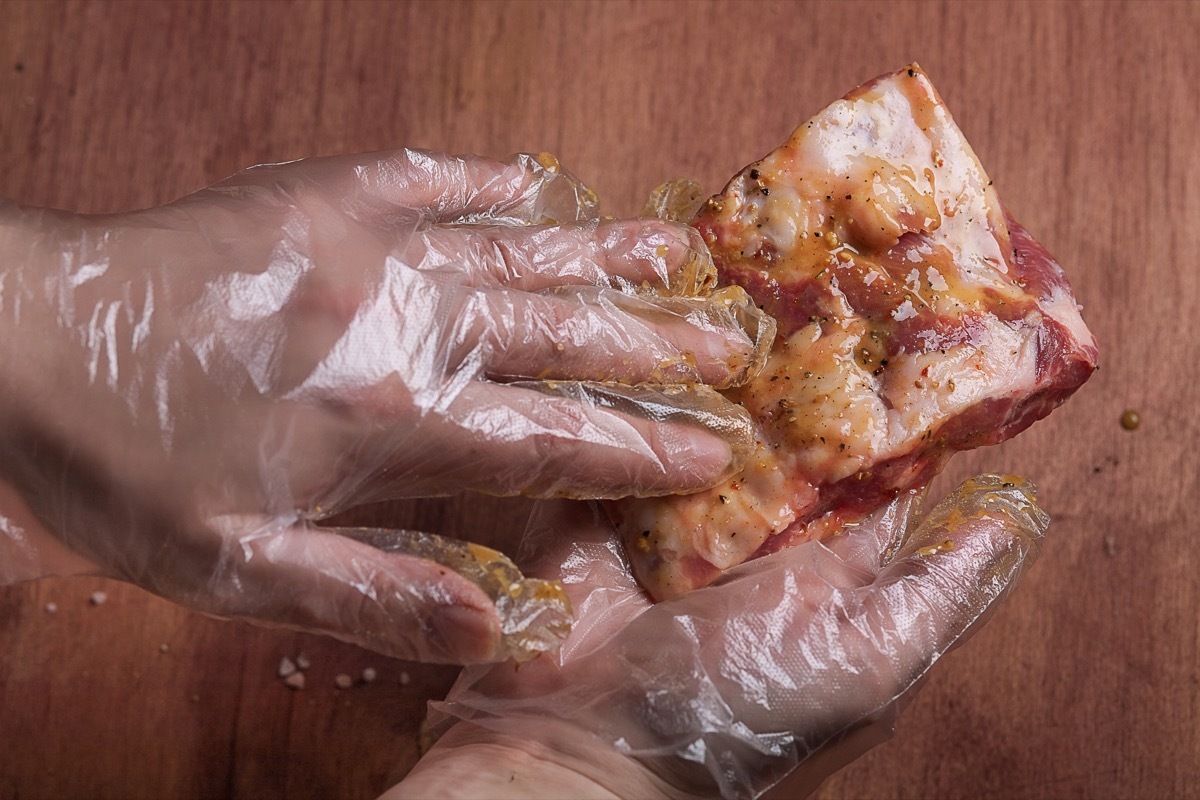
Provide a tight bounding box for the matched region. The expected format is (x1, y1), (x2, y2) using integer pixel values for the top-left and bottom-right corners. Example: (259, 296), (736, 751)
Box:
(0, 200), (92, 420)
(0, 199), (45, 402)
(387, 721), (682, 800)
(0, 201), (103, 581)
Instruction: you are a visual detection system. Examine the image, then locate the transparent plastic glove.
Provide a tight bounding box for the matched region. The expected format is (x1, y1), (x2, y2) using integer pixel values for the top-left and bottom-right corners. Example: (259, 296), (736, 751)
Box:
(0, 149), (769, 663)
(397, 474), (1047, 796)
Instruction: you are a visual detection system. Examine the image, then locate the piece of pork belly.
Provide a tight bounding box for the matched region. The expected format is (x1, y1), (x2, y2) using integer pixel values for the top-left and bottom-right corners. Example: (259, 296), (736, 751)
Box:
(613, 64), (1098, 601)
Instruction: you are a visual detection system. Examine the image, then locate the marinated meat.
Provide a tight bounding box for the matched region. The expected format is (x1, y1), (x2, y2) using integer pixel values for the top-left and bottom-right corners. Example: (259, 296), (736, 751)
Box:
(613, 65), (1098, 601)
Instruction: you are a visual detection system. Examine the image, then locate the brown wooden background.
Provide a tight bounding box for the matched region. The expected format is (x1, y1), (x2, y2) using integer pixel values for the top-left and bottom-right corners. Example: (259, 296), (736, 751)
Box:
(1, 1), (1197, 798)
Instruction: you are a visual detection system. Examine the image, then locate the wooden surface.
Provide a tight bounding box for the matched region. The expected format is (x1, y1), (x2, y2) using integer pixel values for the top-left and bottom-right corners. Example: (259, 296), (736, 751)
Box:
(1, 1), (1197, 797)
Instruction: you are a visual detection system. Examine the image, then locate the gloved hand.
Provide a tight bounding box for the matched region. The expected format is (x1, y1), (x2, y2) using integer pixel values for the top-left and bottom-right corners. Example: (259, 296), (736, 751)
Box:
(393, 474), (1048, 797)
(0, 149), (769, 663)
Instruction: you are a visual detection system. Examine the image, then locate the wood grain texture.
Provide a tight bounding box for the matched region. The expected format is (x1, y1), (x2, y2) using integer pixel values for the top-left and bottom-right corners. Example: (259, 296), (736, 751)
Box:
(1, 1), (1196, 798)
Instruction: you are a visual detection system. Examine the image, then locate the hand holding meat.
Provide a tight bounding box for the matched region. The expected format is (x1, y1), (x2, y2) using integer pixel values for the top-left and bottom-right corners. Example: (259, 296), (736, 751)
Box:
(391, 476), (1048, 798)
(395, 65), (1095, 796)
(0, 149), (764, 663)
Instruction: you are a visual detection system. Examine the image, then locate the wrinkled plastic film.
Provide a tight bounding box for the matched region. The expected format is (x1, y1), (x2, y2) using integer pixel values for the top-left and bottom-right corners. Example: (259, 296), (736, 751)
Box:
(335, 527), (572, 662)
(429, 475), (1049, 798)
(480, 151), (600, 226)
(644, 177), (710, 224)
(907, 474), (1048, 556)
(622, 285), (776, 389)
(0, 148), (768, 666)
(491, 381), (758, 500)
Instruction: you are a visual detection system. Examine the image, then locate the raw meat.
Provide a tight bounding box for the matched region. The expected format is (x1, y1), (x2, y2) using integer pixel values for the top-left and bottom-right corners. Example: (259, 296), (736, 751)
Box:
(613, 64), (1098, 601)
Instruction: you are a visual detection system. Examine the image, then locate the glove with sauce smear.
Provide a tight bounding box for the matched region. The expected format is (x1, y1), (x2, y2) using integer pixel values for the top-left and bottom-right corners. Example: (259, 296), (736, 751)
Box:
(0, 149), (769, 664)
(394, 474), (1047, 797)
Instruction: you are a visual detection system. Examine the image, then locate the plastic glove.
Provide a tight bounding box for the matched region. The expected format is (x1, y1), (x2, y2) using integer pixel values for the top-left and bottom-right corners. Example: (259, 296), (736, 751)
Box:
(0, 149), (769, 663)
(394, 474), (1048, 797)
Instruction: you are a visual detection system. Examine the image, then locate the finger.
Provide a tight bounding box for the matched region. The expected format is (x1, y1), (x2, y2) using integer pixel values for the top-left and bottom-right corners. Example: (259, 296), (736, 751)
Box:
(795, 475), (1048, 725)
(358, 380), (754, 501)
(333, 525), (573, 661)
(278, 149), (595, 224)
(867, 474), (1048, 654)
(466, 284), (768, 389)
(192, 516), (508, 664)
(360, 150), (561, 221)
(413, 218), (716, 295)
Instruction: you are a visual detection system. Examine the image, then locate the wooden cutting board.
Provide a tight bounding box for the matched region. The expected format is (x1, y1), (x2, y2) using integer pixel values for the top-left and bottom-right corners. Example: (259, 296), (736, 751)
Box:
(1, 2), (1196, 797)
